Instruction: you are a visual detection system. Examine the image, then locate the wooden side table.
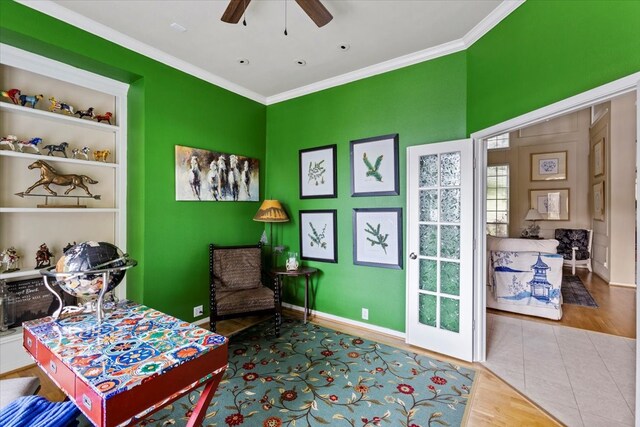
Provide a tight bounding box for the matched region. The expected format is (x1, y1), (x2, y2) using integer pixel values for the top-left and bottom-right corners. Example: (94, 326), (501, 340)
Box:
(272, 267), (317, 323)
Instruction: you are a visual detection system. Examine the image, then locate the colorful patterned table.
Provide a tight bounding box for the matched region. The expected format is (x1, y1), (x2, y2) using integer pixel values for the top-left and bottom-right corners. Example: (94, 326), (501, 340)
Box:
(22, 300), (228, 427)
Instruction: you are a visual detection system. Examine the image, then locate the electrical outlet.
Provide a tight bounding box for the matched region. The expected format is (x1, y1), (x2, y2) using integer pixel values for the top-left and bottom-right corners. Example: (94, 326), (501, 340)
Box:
(361, 308), (369, 320)
(193, 305), (203, 317)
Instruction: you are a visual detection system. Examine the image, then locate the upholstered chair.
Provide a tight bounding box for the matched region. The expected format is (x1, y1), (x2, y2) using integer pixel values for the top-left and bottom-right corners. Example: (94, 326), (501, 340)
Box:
(554, 229), (593, 275)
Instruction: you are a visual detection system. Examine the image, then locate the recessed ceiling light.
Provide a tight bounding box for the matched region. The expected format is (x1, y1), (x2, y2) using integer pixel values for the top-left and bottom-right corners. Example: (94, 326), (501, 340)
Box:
(295, 60), (306, 66)
(238, 59), (250, 65)
(339, 44), (350, 51)
(169, 22), (187, 33)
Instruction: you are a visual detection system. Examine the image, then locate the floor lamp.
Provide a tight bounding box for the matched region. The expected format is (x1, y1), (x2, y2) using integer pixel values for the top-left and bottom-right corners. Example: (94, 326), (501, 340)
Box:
(253, 200), (289, 267)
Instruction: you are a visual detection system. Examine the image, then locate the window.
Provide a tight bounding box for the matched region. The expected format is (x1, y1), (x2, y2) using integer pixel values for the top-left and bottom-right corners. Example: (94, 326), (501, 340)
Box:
(486, 132), (510, 149)
(486, 165), (509, 237)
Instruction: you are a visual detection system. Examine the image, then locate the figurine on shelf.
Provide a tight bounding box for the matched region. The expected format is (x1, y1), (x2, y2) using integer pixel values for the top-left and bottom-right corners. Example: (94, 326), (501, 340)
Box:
(48, 97), (75, 115)
(0, 135), (18, 151)
(1, 247), (20, 273)
(43, 142), (69, 158)
(94, 111), (113, 124)
(74, 107), (94, 119)
(93, 149), (110, 162)
(35, 243), (53, 268)
(19, 94), (43, 108)
(16, 137), (43, 153)
(1, 88), (21, 105)
(63, 242), (77, 254)
(72, 146), (90, 160)
(24, 159), (99, 196)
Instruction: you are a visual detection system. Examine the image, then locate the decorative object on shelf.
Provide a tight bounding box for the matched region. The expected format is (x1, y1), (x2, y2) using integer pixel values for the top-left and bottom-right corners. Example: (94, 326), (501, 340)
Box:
(593, 137), (605, 177)
(74, 107), (94, 119)
(19, 93), (44, 108)
(0, 134), (18, 150)
(0, 280), (17, 335)
(35, 243), (54, 268)
(530, 151), (567, 181)
(23, 160), (99, 198)
(285, 252), (300, 271)
(15, 190), (101, 208)
(353, 207), (403, 269)
(593, 181), (605, 221)
(299, 209), (338, 263)
(93, 149), (110, 162)
(16, 137), (42, 153)
(5, 277), (76, 326)
(175, 145), (259, 201)
(299, 144), (337, 199)
(529, 188), (570, 221)
(43, 141), (69, 157)
(1, 88), (21, 104)
(71, 146), (90, 159)
(63, 242), (77, 254)
(48, 96), (75, 115)
(1, 247), (21, 273)
(521, 208), (543, 238)
(350, 133), (399, 197)
(41, 241), (137, 323)
(94, 111), (113, 124)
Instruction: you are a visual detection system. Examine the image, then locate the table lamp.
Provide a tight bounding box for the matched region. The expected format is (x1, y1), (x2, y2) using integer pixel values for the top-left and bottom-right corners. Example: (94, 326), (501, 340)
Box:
(253, 200), (289, 265)
(522, 208), (543, 238)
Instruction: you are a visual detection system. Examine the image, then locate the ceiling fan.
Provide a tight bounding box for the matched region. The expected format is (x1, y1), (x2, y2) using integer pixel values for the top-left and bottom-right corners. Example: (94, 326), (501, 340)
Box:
(221, 0), (333, 28)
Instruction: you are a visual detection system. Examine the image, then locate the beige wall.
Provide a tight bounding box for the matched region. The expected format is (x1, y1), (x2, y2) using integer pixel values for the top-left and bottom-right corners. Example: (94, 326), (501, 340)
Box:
(590, 105), (610, 281)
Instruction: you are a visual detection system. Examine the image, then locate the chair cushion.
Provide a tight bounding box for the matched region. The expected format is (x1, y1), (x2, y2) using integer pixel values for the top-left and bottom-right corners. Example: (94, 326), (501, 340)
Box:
(555, 229), (590, 256)
(0, 377), (41, 410)
(213, 247), (262, 290)
(216, 286), (275, 315)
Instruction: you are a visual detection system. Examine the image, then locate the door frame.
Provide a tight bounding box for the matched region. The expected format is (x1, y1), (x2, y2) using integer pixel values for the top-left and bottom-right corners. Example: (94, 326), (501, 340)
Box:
(470, 71), (640, 366)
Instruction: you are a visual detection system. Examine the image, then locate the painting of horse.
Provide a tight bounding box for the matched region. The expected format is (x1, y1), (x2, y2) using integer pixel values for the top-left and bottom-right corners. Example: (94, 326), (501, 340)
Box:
(175, 145), (259, 202)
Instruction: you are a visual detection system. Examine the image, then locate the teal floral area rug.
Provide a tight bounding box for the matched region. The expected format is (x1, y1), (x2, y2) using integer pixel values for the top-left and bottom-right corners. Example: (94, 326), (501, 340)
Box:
(141, 318), (476, 427)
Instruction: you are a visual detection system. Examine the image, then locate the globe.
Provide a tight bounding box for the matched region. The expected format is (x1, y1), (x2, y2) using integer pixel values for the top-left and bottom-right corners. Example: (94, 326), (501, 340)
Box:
(54, 241), (129, 298)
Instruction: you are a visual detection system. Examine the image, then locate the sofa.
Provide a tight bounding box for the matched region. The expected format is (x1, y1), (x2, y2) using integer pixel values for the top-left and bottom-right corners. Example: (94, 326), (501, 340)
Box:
(487, 236), (563, 320)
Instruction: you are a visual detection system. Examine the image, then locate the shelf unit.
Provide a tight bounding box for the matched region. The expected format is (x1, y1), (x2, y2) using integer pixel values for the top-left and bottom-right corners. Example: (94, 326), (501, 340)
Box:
(0, 44), (129, 373)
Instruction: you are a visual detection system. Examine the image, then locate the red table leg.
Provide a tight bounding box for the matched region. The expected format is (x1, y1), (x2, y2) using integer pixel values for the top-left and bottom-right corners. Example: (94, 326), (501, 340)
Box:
(186, 370), (225, 427)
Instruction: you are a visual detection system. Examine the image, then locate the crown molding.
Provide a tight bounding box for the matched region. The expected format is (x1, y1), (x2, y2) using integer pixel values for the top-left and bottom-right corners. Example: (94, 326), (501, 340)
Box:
(14, 0), (267, 104)
(463, 0), (524, 46)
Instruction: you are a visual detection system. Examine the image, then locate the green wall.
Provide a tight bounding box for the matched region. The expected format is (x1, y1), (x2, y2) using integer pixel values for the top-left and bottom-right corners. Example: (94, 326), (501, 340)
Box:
(0, 1), (267, 321)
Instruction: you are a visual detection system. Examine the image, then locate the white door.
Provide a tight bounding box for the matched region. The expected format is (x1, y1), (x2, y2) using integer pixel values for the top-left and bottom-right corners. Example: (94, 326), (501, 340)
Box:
(406, 139), (474, 361)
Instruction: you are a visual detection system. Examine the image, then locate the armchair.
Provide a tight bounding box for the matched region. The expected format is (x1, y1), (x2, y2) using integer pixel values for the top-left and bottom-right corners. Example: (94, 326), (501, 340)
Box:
(209, 244), (281, 336)
(554, 229), (593, 275)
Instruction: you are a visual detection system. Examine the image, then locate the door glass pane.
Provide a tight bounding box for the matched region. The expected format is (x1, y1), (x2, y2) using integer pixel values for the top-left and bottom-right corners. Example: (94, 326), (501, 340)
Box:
(440, 297), (459, 332)
(419, 294), (437, 327)
(419, 155), (438, 187)
(440, 261), (460, 296)
(419, 224), (437, 257)
(419, 259), (437, 292)
(440, 188), (460, 222)
(440, 225), (460, 259)
(440, 152), (461, 187)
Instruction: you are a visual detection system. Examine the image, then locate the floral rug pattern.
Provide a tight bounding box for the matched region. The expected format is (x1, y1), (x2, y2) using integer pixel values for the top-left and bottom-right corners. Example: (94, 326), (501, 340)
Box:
(142, 318), (475, 427)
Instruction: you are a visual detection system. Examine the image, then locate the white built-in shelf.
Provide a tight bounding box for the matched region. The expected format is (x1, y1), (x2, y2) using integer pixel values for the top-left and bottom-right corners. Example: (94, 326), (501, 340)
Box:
(0, 102), (119, 133)
(0, 268), (42, 280)
(0, 327), (23, 345)
(0, 150), (118, 168)
(0, 208), (117, 213)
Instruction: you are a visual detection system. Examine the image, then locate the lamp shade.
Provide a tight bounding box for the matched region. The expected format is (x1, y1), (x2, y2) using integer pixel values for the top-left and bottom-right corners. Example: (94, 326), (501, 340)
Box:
(524, 208), (543, 221)
(253, 200), (289, 222)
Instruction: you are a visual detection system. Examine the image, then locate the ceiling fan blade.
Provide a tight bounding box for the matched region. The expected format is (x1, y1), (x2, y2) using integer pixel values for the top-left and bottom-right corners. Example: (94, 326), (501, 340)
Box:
(221, 0), (252, 24)
(295, 0), (333, 27)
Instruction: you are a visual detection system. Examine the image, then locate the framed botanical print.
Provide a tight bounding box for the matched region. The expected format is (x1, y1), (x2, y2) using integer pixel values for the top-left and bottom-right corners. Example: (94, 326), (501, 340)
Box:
(593, 138), (605, 177)
(299, 210), (338, 263)
(529, 188), (570, 221)
(593, 181), (604, 221)
(353, 208), (402, 269)
(350, 134), (399, 196)
(299, 145), (337, 199)
(530, 151), (567, 181)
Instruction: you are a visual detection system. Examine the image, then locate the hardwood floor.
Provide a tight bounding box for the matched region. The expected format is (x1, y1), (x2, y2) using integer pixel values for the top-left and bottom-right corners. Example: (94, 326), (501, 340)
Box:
(0, 311), (560, 426)
(488, 267), (636, 338)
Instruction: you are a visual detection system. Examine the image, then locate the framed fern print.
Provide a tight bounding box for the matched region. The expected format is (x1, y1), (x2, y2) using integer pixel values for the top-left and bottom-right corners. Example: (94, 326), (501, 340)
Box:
(299, 144), (337, 199)
(299, 210), (338, 263)
(353, 208), (403, 269)
(350, 134), (399, 196)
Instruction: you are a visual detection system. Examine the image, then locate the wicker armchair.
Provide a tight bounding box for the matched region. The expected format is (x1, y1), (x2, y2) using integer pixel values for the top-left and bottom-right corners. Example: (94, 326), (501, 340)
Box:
(209, 244), (281, 336)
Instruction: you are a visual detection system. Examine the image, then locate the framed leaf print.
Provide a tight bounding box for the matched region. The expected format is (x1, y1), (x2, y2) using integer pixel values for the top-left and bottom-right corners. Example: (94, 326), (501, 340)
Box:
(353, 208), (403, 269)
(529, 188), (570, 221)
(299, 210), (338, 263)
(299, 144), (337, 199)
(530, 151), (567, 181)
(350, 134), (399, 196)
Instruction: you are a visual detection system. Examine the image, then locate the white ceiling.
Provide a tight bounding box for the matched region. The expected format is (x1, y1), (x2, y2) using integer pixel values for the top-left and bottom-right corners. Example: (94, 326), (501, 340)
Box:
(22, 0), (518, 104)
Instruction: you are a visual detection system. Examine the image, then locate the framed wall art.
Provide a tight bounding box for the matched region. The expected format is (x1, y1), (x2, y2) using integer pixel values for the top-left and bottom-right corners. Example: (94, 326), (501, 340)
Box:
(593, 138), (605, 177)
(530, 151), (567, 181)
(299, 210), (338, 263)
(175, 145), (259, 202)
(593, 181), (605, 221)
(299, 144), (337, 199)
(352, 208), (402, 269)
(529, 188), (570, 221)
(350, 134), (399, 197)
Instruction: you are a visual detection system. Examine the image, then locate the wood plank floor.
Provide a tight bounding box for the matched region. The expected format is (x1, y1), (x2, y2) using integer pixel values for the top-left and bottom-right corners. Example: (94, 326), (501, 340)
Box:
(488, 267), (636, 338)
(1, 312), (560, 426)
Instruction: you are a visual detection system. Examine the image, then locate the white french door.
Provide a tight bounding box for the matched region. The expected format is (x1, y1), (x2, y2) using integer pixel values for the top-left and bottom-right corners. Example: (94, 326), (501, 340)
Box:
(406, 139), (474, 361)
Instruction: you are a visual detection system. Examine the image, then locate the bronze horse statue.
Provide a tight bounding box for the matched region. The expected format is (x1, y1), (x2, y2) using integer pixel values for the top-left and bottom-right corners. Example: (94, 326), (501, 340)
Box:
(25, 160), (98, 196)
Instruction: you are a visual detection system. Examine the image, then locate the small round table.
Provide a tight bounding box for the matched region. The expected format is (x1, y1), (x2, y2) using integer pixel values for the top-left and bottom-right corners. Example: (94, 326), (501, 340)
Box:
(271, 267), (317, 323)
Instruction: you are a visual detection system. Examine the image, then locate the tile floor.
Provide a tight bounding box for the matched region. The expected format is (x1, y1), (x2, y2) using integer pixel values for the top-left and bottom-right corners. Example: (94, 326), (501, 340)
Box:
(484, 313), (636, 426)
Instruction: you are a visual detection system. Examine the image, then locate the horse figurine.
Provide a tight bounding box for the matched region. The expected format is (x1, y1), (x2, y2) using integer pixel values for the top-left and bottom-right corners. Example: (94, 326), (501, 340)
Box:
(93, 149), (110, 162)
(16, 137), (43, 153)
(0, 135), (18, 151)
(1, 247), (20, 273)
(72, 146), (90, 160)
(19, 94), (43, 108)
(74, 107), (94, 119)
(35, 243), (53, 268)
(43, 142), (69, 157)
(48, 97), (75, 115)
(94, 111), (113, 124)
(188, 155), (201, 200)
(1, 88), (21, 104)
(24, 160), (99, 196)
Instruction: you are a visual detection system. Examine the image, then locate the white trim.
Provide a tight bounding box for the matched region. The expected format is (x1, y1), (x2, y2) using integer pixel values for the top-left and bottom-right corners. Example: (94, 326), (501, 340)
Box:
(635, 80), (640, 427)
(282, 302), (406, 340)
(608, 281), (637, 288)
(462, 1), (524, 46)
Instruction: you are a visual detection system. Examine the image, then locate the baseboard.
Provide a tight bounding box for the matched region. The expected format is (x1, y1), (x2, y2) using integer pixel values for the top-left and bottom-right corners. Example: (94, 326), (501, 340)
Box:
(608, 281), (637, 288)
